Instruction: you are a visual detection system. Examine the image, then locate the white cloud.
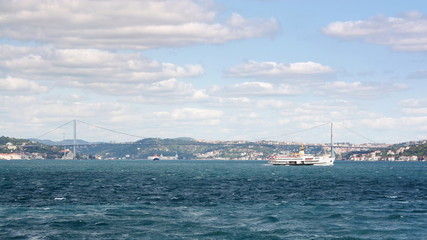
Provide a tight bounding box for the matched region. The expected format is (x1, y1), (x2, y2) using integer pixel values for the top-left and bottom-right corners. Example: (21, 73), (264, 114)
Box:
(33, 102), (125, 120)
(400, 98), (427, 108)
(361, 116), (427, 131)
(0, 95), (126, 125)
(323, 11), (427, 52)
(0, 2), (424, 144)
(0, 95), (38, 107)
(0, 76), (48, 94)
(0, 0), (279, 49)
(171, 107), (223, 121)
(211, 97), (252, 108)
(248, 112), (258, 118)
(55, 49), (116, 66)
(226, 60), (334, 78)
(402, 108), (427, 115)
(122, 79), (209, 103)
(209, 81), (304, 97)
(1, 46), (204, 82)
(316, 81), (407, 98)
(0, 45), (204, 96)
(255, 99), (291, 109)
(281, 100), (358, 119)
(400, 98), (427, 115)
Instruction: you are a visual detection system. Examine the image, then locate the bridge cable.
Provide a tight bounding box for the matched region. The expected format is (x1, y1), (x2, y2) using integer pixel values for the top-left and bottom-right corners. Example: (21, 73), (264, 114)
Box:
(252, 122), (331, 142)
(77, 120), (146, 140)
(35, 120), (74, 139)
(335, 123), (378, 144)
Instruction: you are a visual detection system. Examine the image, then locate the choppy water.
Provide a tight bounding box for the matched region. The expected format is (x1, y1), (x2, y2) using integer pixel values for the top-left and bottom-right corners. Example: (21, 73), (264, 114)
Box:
(0, 160), (426, 239)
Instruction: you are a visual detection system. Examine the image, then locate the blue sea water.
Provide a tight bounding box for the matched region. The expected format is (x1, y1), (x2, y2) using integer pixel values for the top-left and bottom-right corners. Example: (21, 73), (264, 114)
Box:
(0, 160), (426, 239)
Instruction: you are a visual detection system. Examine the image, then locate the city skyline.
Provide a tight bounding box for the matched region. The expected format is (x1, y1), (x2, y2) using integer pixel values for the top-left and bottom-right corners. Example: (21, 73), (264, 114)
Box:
(1, 0), (427, 144)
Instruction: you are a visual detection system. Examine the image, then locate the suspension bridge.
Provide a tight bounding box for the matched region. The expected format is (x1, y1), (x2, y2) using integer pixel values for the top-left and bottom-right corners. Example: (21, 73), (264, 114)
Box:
(11, 119), (388, 160)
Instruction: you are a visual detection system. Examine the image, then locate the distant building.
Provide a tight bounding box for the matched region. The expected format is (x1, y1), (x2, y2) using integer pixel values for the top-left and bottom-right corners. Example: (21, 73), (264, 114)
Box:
(0, 153), (27, 160)
(5, 142), (17, 151)
(147, 154), (178, 160)
(61, 149), (75, 159)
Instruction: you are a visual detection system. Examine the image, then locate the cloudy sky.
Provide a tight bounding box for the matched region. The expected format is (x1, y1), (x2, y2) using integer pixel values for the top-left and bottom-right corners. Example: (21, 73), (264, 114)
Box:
(1, 0), (427, 144)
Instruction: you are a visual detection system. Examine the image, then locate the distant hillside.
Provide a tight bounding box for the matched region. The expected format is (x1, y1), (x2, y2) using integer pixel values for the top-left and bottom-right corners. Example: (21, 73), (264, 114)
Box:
(0, 136), (32, 145)
(1, 136), (63, 158)
(341, 139), (427, 160)
(78, 137), (203, 159)
(12, 135), (427, 160)
(77, 137), (322, 160)
(399, 141), (427, 156)
(378, 140), (427, 157)
(28, 138), (95, 145)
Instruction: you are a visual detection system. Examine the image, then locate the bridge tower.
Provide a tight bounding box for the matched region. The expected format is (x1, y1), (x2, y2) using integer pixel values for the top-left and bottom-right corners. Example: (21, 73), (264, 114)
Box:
(73, 119), (76, 159)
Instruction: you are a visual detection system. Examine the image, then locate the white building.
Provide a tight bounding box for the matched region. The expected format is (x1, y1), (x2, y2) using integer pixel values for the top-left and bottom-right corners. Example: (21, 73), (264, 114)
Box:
(5, 142), (17, 151)
(0, 153), (26, 160)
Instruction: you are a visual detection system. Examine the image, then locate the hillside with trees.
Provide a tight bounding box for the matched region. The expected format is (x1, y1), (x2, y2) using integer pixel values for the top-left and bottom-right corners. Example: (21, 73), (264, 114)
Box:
(2, 135), (427, 161)
(0, 136), (63, 158)
(77, 138), (324, 160)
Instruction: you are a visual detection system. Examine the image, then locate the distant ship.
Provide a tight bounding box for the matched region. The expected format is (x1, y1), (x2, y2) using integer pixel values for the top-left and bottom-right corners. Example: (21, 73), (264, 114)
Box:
(147, 154), (178, 161)
(268, 123), (335, 166)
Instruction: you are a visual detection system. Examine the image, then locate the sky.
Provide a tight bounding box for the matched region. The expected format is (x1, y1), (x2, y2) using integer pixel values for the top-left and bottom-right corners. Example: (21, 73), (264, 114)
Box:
(1, 0), (427, 144)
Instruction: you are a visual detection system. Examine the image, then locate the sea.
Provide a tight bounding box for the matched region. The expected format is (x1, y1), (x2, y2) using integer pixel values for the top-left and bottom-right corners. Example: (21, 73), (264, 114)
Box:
(0, 160), (425, 240)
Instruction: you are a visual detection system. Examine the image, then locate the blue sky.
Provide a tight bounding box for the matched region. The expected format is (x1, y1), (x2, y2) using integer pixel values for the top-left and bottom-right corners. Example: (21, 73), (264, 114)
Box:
(1, 0), (427, 144)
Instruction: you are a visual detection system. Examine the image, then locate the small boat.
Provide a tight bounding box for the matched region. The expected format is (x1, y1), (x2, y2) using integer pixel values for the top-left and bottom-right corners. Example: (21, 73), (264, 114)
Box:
(147, 154), (178, 161)
(150, 154), (160, 161)
(268, 123), (335, 166)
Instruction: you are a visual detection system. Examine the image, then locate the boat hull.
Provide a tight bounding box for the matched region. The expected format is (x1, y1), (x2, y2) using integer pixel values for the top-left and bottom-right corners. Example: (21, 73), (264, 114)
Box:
(269, 156), (334, 166)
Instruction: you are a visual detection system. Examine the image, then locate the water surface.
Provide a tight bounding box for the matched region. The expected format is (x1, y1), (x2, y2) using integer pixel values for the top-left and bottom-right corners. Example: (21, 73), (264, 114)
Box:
(0, 160), (425, 239)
